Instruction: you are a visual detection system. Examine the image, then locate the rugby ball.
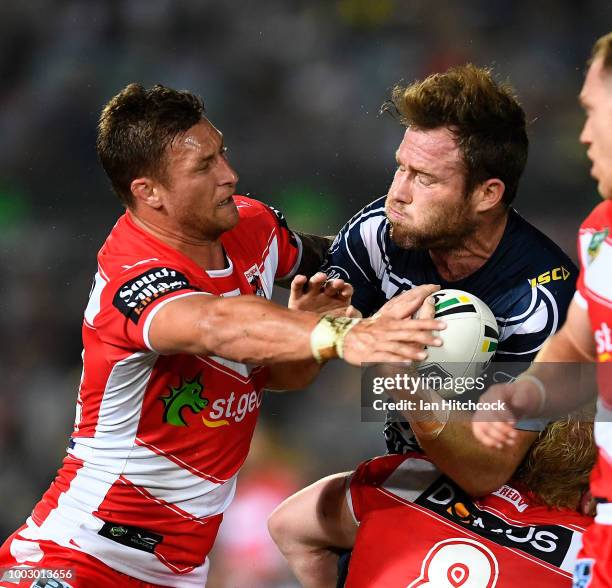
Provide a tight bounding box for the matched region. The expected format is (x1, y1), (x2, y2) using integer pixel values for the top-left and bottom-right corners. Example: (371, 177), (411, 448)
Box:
(418, 289), (499, 397)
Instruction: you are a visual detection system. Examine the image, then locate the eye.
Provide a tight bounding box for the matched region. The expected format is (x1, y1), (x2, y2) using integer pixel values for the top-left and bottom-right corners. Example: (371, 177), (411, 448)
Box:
(417, 173), (434, 186)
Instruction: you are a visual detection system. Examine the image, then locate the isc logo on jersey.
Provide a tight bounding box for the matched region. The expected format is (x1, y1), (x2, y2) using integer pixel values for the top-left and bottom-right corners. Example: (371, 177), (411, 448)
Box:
(595, 322), (612, 362)
(527, 266), (571, 288)
(160, 374), (263, 428)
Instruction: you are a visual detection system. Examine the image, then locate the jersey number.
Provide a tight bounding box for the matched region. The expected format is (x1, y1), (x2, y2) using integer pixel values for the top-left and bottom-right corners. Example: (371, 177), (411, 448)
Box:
(408, 538), (499, 588)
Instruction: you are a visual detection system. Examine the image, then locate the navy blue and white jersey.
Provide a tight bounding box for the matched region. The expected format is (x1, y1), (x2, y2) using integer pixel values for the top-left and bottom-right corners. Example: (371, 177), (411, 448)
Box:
(321, 196), (578, 453)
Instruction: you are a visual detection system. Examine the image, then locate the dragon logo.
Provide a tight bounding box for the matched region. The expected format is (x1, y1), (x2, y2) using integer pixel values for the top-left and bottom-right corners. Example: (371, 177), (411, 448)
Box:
(160, 374), (208, 426)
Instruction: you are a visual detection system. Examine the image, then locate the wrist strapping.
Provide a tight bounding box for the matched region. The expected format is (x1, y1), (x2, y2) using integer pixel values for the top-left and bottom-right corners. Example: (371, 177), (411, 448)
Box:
(517, 373), (547, 416)
(310, 316), (360, 363)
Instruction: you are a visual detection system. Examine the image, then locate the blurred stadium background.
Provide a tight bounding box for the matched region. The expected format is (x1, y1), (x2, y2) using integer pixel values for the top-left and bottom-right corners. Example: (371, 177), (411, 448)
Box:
(0, 1), (611, 586)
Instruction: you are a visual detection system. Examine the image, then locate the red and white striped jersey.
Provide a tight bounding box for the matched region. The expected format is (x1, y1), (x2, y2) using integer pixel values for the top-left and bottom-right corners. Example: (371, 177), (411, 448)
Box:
(345, 454), (591, 588)
(575, 199), (612, 522)
(17, 196), (301, 587)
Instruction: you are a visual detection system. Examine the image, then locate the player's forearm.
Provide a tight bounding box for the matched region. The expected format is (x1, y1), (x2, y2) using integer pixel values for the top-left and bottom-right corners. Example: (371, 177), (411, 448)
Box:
(385, 378), (501, 494)
(268, 474), (354, 588)
(151, 291), (444, 365)
(521, 329), (597, 416)
(415, 420), (531, 496)
(192, 296), (319, 364)
(389, 381), (516, 494)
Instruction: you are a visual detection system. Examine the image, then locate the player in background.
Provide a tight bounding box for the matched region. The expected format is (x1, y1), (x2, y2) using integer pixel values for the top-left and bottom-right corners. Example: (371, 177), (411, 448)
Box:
(470, 32), (612, 588)
(0, 84), (445, 588)
(270, 414), (596, 588)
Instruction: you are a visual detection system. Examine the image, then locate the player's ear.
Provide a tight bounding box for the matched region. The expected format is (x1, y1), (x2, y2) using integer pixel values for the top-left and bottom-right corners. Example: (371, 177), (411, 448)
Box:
(130, 177), (163, 210)
(473, 178), (505, 212)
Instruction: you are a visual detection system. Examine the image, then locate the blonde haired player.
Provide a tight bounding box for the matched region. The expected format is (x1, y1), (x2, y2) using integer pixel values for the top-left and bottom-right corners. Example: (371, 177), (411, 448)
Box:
(270, 414), (596, 587)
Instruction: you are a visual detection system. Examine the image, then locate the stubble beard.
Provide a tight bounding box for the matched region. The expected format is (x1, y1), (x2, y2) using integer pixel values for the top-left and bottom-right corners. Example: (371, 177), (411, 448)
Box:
(388, 203), (477, 251)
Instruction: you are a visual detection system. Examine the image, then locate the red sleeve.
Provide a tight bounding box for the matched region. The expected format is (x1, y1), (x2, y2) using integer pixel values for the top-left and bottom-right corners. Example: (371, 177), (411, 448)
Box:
(230, 196), (302, 280)
(93, 262), (203, 355)
(261, 202), (302, 279)
(575, 201), (611, 308)
(349, 453), (434, 523)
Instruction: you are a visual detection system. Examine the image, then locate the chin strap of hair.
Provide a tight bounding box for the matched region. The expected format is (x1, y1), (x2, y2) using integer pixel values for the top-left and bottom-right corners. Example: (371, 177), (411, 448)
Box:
(310, 316), (361, 363)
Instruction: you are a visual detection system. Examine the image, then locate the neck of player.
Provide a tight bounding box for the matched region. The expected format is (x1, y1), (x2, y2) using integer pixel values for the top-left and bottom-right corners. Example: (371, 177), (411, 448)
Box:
(129, 211), (228, 271)
(429, 212), (508, 282)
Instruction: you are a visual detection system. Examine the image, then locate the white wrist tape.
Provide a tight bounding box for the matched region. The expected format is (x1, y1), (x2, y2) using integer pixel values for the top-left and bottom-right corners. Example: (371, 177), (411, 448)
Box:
(517, 373), (547, 416)
(310, 316), (360, 363)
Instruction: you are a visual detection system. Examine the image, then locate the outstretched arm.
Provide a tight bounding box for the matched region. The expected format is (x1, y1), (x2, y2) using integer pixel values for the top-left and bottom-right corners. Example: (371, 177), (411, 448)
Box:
(415, 417), (538, 496)
(148, 288), (445, 367)
(472, 299), (597, 449)
(264, 283), (443, 390)
(385, 363), (539, 496)
(268, 473), (356, 588)
(382, 296), (538, 496)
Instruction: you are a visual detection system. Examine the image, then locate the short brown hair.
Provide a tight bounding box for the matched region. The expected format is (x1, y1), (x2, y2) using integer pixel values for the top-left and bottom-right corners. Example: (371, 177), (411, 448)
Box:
(96, 83), (205, 207)
(591, 32), (612, 74)
(514, 413), (596, 511)
(386, 64), (528, 206)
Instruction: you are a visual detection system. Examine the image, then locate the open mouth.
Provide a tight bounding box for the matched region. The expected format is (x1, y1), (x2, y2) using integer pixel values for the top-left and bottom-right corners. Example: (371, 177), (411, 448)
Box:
(217, 196), (234, 207)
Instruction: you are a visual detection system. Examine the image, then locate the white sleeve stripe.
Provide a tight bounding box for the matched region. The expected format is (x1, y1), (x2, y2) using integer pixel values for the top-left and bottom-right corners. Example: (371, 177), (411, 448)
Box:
(344, 473), (359, 526)
(573, 290), (588, 309)
(142, 291), (212, 352)
(277, 231), (303, 280)
(346, 204), (386, 233)
(344, 231), (372, 282)
(495, 286), (538, 324)
(495, 346), (546, 356)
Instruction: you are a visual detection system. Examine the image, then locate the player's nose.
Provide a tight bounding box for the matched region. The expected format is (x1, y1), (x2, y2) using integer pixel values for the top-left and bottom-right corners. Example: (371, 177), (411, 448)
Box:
(579, 118), (592, 146)
(218, 157), (239, 186)
(390, 177), (413, 205)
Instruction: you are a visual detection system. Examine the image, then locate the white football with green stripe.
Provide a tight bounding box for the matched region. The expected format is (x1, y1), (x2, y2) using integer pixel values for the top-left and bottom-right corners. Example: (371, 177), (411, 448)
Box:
(420, 288), (499, 390)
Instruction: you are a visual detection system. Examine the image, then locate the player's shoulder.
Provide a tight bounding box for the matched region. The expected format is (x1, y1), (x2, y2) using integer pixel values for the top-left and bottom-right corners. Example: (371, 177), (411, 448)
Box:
(231, 194), (291, 234)
(332, 195), (388, 252)
(580, 199), (612, 231)
(233, 194), (272, 218)
(496, 210), (577, 307)
(98, 213), (191, 281)
(509, 209), (576, 273)
(344, 195), (387, 231)
(353, 452), (438, 488)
